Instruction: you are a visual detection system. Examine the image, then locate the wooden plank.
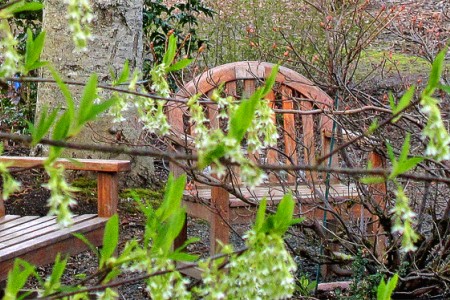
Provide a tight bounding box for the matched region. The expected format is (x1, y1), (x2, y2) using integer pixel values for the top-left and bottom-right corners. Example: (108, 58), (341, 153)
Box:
(177, 261), (203, 280)
(300, 101), (317, 181)
(0, 217), (56, 241)
(0, 195), (4, 218)
(0, 156), (131, 172)
(189, 183), (358, 205)
(225, 81), (242, 184)
(367, 151), (387, 258)
(210, 185), (230, 254)
(282, 86), (297, 182)
(97, 172), (118, 217)
(0, 215), (20, 225)
(265, 90), (279, 182)
(184, 200), (214, 222)
(225, 81), (237, 98)
(167, 103), (188, 178)
(0, 215), (98, 251)
(207, 90), (219, 130)
(0, 227), (104, 281)
(0, 216), (42, 237)
(243, 79), (260, 164)
(0, 216), (107, 262)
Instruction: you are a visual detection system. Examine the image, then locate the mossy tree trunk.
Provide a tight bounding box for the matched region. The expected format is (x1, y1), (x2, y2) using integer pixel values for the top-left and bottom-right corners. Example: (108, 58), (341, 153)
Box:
(36, 0), (154, 186)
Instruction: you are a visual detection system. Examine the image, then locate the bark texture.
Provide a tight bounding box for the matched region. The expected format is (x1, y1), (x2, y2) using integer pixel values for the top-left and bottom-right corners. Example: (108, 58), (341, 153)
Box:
(36, 0), (154, 186)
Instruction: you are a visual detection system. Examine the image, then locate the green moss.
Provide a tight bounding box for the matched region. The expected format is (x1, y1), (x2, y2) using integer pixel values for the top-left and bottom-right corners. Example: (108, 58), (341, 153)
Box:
(70, 177), (97, 202)
(120, 188), (164, 210)
(71, 177), (97, 189)
(359, 50), (432, 74)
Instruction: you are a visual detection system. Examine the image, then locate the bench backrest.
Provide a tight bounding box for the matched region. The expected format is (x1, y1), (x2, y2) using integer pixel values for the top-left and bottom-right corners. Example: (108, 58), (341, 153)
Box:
(169, 61), (339, 184)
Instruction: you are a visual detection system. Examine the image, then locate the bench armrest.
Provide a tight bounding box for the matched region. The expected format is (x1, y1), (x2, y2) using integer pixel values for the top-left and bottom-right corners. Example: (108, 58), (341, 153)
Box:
(0, 156), (131, 217)
(0, 156), (130, 172)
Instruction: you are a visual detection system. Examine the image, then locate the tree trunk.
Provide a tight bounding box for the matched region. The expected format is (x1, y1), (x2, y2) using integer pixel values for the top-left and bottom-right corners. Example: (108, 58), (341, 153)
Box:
(36, 0), (154, 186)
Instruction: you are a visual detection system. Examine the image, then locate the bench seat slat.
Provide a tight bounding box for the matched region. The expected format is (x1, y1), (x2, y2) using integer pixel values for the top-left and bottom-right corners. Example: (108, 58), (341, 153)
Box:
(188, 183), (357, 203)
(0, 215), (21, 225)
(0, 216), (41, 234)
(0, 215), (98, 250)
(0, 156), (131, 172)
(0, 215), (107, 263)
(0, 216), (56, 241)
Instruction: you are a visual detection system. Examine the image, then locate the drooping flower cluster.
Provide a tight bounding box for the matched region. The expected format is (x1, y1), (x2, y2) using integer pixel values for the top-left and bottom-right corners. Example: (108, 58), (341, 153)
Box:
(111, 69), (171, 135)
(390, 186), (419, 252)
(0, 20), (22, 77)
(188, 92), (278, 187)
(43, 164), (78, 227)
(247, 99), (279, 153)
(420, 95), (450, 161)
(197, 230), (296, 299)
(0, 162), (21, 200)
(64, 0), (93, 51)
(145, 257), (191, 299)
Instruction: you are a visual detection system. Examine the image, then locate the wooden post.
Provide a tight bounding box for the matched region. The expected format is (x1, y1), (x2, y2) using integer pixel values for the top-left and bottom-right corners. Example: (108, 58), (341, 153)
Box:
(367, 151), (387, 259)
(0, 195), (5, 217)
(97, 172), (118, 217)
(210, 185), (230, 254)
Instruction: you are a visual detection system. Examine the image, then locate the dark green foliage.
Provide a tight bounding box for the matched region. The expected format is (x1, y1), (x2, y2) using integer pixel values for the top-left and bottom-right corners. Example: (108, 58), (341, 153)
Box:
(142, 0), (214, 67)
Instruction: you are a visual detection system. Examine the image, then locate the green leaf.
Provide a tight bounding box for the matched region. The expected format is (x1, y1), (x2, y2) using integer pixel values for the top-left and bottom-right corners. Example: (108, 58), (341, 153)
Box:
(11, 2), (44, 14)
(102, 269), (122, 284)
(82, 98), (117, 125)
(171, 237), (200, 258)
(26, 61), (49, 72)
(114, 60), (130, 86)
(167, 58), (193, 72)
(4, 259), (35, 300)
(392, 86), (415, 122)
(163, 34), (177, 66)
(360, 176), (386, 184)
(386, 142), (396, 165)
(440, 84), (450, 94)
(254, 197), (267, 232)
(198, 143), (226, 169)
(99, 214), (119, 268)
(77, 73), (98, 126)
(261, 65), (279, 97)
(168, 251), (198, 262)
(377, 274), (398, 300)
(154, 209), (186, 254)
(395, 157), (423, 175)
(368, 118), (379, 134)
(426, 47), (447, 92)
(52, 111), (71, 141)
(157, 174), (186, 221)
(42, 254), (68, 296)
(272, 194), (295, 234)
(49, 67), (75, 121)
(25, 28), (34, 66)
(25, 30), (46, 73)
(398, 134), (411, 163)
(228, 93), (260, 142)
(30, 106), (59, 145)
(388, 92), (395, 111)
(73, 233), (99, 257)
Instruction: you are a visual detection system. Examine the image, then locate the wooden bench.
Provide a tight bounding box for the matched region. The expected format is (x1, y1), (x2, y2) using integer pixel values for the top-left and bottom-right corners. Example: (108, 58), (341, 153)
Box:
(0, 156), (131, 282)
(168, 61), (386, 255)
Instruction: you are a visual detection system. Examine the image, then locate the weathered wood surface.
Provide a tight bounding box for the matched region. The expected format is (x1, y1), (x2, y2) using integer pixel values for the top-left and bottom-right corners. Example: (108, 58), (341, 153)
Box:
(0, 157), (130, 282)
(0, 156), (131, 172)
(169, 61), (379, 256)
